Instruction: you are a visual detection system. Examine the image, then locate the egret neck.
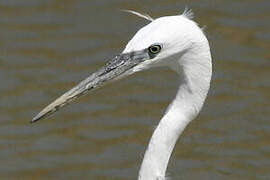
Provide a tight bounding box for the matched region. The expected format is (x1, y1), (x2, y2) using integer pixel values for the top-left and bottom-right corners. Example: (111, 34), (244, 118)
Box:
(138, 42), (212, 180)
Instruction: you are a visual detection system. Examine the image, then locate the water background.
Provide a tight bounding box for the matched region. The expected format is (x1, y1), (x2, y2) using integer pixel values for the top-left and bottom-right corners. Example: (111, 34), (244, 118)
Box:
(0, 0), (269, 179)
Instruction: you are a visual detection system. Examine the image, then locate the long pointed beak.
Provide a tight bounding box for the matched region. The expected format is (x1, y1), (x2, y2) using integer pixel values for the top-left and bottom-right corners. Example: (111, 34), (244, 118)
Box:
(31, 49), (149, 123)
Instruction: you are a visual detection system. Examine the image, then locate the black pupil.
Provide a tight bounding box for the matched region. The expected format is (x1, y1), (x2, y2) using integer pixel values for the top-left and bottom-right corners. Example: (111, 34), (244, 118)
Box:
(151, 46), (159, 53)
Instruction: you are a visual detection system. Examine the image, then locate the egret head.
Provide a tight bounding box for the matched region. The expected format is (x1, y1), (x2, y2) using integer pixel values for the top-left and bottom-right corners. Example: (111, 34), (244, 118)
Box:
(32, 10), (209, 123)
(122, 11), (208, 74)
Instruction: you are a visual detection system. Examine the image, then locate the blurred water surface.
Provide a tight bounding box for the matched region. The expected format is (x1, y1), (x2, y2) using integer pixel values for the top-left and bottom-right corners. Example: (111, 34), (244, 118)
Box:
(0, 0), (269, 179)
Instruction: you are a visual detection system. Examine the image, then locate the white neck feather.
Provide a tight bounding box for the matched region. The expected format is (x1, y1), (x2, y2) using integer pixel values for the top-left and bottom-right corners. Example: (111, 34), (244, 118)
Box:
(138, 44), (212, 180)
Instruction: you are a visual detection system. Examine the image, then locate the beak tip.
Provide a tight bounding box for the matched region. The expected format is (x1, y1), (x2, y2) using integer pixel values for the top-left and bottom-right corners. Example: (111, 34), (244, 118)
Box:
(31, 114), (42, 124)
(30, 118), (37, 124)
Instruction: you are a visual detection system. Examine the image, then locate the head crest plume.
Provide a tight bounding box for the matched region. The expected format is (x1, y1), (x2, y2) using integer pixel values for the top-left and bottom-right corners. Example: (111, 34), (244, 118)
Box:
(182, 7), (194, 19)
(122, 8), (194, 22)
(121, 10), (154, 22)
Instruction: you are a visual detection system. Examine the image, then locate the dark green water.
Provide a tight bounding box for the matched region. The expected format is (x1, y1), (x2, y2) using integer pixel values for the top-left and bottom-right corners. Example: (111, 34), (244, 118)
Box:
(0, 0), (269, 179)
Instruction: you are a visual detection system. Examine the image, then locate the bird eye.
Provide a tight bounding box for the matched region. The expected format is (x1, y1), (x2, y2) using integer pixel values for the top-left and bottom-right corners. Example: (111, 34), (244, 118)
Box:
(148, 44), (162, 54)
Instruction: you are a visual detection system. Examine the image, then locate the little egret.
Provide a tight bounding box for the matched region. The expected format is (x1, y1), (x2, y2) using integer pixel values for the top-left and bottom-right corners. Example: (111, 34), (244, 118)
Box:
(32, 9), (212, 180)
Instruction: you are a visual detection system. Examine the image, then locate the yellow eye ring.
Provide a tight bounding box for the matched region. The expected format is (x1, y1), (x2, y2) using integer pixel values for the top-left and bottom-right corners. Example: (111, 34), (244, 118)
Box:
(148, 45), (162, 54)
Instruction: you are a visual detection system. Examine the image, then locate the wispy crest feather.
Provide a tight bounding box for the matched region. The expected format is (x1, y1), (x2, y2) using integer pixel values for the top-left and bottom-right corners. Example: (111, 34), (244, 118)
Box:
(121, 10), (154, 22)
(182, 7), (194, 19)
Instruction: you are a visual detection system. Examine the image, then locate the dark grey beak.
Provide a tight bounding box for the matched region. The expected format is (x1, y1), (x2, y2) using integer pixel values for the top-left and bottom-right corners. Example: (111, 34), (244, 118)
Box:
(31, 49), (149, 123)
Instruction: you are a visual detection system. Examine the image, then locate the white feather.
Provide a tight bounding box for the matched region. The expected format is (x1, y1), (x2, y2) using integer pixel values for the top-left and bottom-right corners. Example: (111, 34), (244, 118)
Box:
(182, 7), (194, 19)
(121, 10), (154, 22)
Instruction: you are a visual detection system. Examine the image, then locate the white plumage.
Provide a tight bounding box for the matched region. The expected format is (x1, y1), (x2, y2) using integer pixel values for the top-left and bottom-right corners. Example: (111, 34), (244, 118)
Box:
(32, 9), (212, 180)
(123, 10), (212, 180)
